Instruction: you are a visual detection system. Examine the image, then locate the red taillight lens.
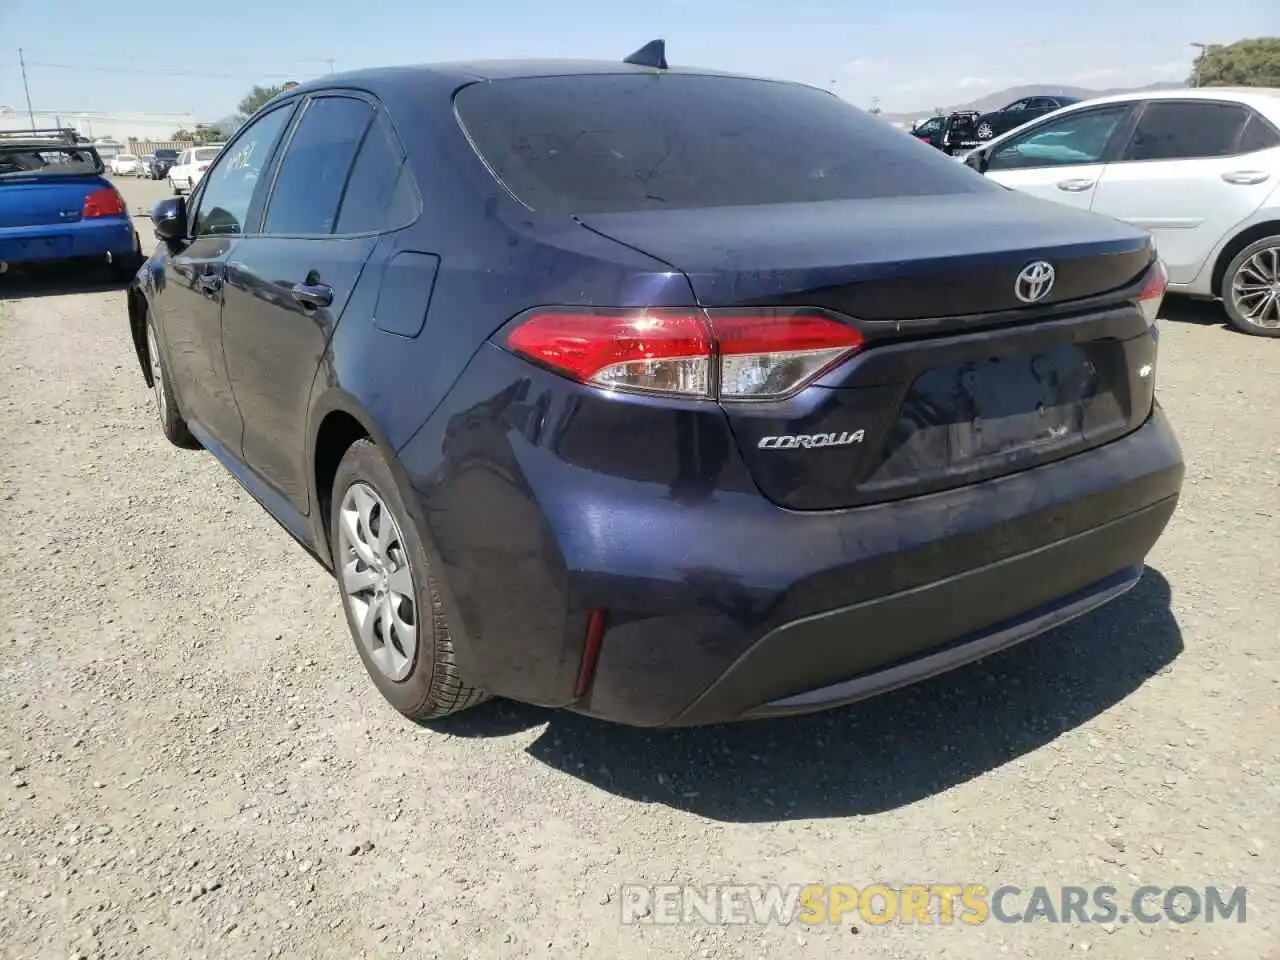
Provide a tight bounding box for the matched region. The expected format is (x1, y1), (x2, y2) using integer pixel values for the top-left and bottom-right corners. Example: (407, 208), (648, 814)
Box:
(1137, 259), (1168, 325)
(503, 307), (863, 400)
(82, 186), (126, 218)
(198, 164), (209, 172)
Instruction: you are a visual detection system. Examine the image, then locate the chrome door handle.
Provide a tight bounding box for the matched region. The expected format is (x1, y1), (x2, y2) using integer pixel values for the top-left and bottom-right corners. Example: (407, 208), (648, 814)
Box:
(291, 281), (334, 309)
(1056, 178), (1096, 192)
(1222, 170), (1269, 185)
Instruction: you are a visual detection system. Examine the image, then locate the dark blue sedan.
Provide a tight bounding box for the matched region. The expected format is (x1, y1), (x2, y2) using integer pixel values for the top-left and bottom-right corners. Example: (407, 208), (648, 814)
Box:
(125, 44), (1184, 728)
(1, 128), (140, 280)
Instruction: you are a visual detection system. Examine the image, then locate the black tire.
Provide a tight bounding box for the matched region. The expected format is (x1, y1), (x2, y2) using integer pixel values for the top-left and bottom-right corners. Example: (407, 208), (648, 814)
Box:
(330, 439), (488, 721)
(1221, 236), (1280, 337)
(144, 316), (199, 448)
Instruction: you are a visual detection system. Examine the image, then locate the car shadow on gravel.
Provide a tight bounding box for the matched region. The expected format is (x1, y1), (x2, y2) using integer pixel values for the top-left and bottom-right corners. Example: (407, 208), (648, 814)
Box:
(0, 263), (129, 300)
(428, 567), (1181, 822)
(1160, 295), (1229, 328)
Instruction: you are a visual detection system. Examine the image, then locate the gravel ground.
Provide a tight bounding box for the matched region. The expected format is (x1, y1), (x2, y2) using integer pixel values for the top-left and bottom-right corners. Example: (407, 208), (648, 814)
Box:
(1, 177), (1278, 960)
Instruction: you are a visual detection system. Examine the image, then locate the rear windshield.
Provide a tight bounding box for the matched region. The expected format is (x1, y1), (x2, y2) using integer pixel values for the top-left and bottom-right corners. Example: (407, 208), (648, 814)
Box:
(454, 73), (988, 214)
(195, 147), (222, 161)
(0, 146), (103, 180)
(155, 149), (179, 159)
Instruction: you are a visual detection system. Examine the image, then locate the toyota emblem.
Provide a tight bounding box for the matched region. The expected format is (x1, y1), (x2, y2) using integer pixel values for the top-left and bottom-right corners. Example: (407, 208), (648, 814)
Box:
(1014, 261), (1055, 303)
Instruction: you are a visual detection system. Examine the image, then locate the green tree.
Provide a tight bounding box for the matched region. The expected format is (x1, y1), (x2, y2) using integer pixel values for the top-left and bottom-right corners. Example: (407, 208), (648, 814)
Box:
(1191, 37), (1280, 87)
(237, 84), (287, 119)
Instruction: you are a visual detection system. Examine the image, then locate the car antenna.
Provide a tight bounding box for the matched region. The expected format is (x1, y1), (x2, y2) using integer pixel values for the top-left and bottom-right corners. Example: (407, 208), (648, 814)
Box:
(623, 39), (668, 69)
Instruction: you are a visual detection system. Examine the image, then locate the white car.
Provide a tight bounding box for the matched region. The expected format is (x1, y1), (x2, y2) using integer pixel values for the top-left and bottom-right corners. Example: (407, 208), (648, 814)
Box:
(168, 145), (225, 196)
(109, 152), (140, 176)
(963, 87), (1280, 336)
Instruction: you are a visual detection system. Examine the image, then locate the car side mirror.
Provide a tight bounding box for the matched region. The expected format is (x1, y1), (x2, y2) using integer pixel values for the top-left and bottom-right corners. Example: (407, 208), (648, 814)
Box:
(151, 197), (187, 242)
(965, 149), (989, 174)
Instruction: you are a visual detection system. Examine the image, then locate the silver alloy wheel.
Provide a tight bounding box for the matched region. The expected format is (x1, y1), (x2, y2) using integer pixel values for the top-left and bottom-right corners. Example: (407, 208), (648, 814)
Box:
(976, 122), (994, 139)
(146, 324), (167, 421)
(336, 482), (417, 681)
(1230, 244), (1280, 329)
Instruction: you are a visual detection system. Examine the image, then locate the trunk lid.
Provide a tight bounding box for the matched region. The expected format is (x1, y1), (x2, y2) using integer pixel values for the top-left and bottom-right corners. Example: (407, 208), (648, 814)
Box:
(0, 175), (106, 228)
(577, 193), (1151, 317)
(581, 195), (1159, 511)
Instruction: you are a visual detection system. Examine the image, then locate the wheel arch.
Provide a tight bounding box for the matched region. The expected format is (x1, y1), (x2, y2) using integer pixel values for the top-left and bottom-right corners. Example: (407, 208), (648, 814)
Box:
(1211, 219), (1280, 298)
(308, 388), (482, 677)
(127, 283), (152, 387)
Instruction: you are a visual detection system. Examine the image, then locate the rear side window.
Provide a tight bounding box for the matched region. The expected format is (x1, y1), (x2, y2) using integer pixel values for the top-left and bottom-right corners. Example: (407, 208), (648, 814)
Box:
(454, 74), (990, 215)
(264, 96), (372, 235)
(1237, 112), (1280, 154)
(1122, 101), (1250, 161)
(334, 112), (418, 234)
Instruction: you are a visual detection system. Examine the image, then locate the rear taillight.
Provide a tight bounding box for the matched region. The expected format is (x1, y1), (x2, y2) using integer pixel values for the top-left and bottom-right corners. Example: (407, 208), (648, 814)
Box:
(198, 164), (209, 172)
(503, 307), (864, 401)
(82, 186), (126, 218)
(1137, 259), (1168, 326)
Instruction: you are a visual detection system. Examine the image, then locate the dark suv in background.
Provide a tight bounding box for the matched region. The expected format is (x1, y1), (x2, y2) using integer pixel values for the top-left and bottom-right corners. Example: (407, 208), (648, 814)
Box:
(126, 48), (1182, 729)
(149, 148), (180, 180)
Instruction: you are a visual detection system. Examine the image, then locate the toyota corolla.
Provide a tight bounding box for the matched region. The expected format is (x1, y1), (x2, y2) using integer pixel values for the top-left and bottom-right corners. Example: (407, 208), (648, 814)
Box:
(125, 44), (1184, 727)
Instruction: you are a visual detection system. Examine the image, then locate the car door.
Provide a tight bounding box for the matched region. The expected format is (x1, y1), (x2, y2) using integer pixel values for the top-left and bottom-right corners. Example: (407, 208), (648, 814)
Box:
(220, 93), (402, 514)
(1088, 99), (1280, 284)
(157, 104), (296, 452)
(977, 102), (1136, 211)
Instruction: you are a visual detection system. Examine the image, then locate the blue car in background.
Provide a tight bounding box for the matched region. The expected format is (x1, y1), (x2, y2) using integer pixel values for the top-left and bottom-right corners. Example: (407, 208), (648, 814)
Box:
(0, 127), (141, 282)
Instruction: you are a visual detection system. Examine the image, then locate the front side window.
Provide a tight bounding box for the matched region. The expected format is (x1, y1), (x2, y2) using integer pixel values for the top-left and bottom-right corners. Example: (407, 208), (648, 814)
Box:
(986, 104), (1131, 171)
(189, 105), (293, 237)
(455, 74), (991, 216)
(263, 96), (373, 235)
(1121, 101), (1252, 162)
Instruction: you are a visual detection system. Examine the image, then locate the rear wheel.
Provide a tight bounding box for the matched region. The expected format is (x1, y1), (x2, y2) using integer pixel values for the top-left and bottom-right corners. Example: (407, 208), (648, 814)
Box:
(1222, 236), (1280, 337)
(330, 440), (488, 721)
(144, 318), (198, 448)
(976, 121), (995, 140)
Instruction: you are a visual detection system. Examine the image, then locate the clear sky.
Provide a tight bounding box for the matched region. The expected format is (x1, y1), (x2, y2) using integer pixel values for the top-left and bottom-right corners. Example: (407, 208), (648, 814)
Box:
(1, 0), (1275, 120)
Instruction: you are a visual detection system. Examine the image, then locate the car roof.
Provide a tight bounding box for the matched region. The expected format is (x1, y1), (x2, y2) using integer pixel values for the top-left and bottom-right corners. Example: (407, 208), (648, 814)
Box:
(277, 58), (806, 103)
(1068, 86), (1280, 110)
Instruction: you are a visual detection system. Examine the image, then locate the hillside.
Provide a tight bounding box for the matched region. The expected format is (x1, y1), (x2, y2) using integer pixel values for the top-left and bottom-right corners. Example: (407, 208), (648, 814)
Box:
(880, 80), (1186, 122)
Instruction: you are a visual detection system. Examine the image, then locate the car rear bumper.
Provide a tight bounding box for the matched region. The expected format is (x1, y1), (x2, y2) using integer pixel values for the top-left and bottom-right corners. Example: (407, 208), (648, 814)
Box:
(403, 340), (1184, 728)
(576, 405), (1181, 727)
(0, 217), (136, 265)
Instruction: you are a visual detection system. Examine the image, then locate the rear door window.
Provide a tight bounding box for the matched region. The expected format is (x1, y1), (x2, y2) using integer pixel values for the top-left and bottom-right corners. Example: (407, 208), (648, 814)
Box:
(454, 73), (990, 215)
(334, 111), (418, 234)
(1120, 101), (1251, 161)
(263, 96), (372, 235)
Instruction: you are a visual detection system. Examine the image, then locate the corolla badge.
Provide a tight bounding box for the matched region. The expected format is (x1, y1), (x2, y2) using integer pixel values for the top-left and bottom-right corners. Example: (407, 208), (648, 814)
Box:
(758, 430), (865, 450)
(1014, 260), (1055, 303)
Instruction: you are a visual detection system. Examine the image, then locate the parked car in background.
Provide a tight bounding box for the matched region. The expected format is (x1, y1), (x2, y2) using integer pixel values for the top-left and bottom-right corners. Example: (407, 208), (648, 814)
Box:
(109, 152), (140, 176)
(0, 128), (141, 280)
(972, 95), (1081, 143)
(150, 148), (180, 180)
(167, 145), (224, 195)
(126, 49), (1182, 729)
(135, 154), (155, 177)
(964, 87), (1280, 336)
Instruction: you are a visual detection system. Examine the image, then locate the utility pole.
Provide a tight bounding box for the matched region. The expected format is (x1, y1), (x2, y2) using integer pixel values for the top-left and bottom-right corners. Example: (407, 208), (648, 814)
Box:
(1190, 42), (1209, 87)
(18, 47), (36, 131)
